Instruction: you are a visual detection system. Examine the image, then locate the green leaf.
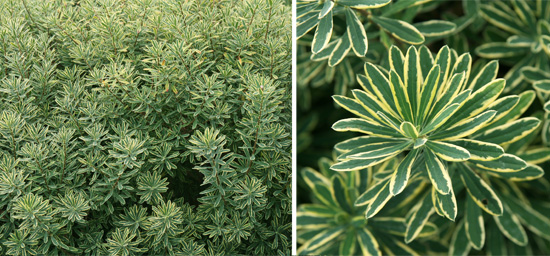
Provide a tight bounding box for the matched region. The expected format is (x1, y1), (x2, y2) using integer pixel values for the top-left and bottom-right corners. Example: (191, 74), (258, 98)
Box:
(400, 122), (418, 139)
(480, 4), (523, 35)
(475, 43), (528, 59)
(296, 212), (332, 230)
(418, 45), (434, 75)
(485, 164), (544, 181)
(449, 221), (472, 256)
(425, 140), (470, 162)
(370, 217), (437, 238)
(421, 103), (461, 136)
(352, 88), (400, 125)
(333, 95), (377, 122)
(348, 141), (411, 160)
(521, 67), (550, 83)
(306, 226), (345, 252)
(312, 10), (333, 54)
(414, 20), (456, 37)
(433, 45), (451, 90)
(458, 164), (503, 216)
(482, 95), (520, 127)
(487, 221), (507, 255)
(448, 139), (504, 161)
(425, 74), (468, 124)
(319, 0), (335, 18)
(335, 136), (408, 152)
(390, 45), (405, 79)
(430, 110), (496, 141)
(389, 148), (419, 195)
(417, 65), (441, 124)
(332, 118), (401, 138)
(365, 179), (393, 218)
(332, 175), (353, 212)
(300, 204), (341, 217)
(336, 0), (391, 9)
(331, 155), (396, 172)
(505, 195), (550, 240)
(413, 138), (427, 149)
(517, 147), (550, 164)
(405, 193), (435, 243)
(335, 136), (408, 153)
(302, 167), (330, 188)
(345, 8), (368, 56)
(484, 90), (535, 129)
(465, 196), (485, 250)
(506, 35), (534, 47)
(404, 46), (420, 118)
(297, 10), (321, 39)
(467, 60), (498, 92)
(433, 184), (458, 221)
(425, 149), (452, 195)
(451, 54), (472, 85)
(470, 153), (527, 173)
(377, 111), (401, 133)
(339, 233), (357, 255)
(313, 182), (338, 207)
(449, 78), (505, 127)
(533, 80), (550, 93)
(512, 0), (536, 30)
(370, 16), (424, 44)
(364, 63), (398, 115)
(493, 204), (528, 246)
(389, 70), (414, 122)
(329, 33), (352, 67)
(474, 117), (540, 145)
(355, 176), (391, 206)
(311, 39), (339, 61)
(357, 228), (381, 256)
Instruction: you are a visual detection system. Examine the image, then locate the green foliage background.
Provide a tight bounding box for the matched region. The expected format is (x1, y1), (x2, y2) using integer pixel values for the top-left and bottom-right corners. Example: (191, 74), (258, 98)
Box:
(297, 0), (550, 255)
(0, 0), (291, 255)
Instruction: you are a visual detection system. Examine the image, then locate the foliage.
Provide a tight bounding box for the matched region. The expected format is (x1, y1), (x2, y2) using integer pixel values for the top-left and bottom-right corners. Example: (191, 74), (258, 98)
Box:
(297, 0), (550, 255)
(332, 45), (539, 219)
(0, 0), (291, 255)
(297, 157), (445, 255)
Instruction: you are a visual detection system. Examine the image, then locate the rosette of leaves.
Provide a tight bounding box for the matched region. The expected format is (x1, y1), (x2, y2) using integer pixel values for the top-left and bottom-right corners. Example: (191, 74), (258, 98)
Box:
(298, 0), (458, 67)
(442, 123), (550, 255)
(331, 45), (541, 222)
(475, 0), (550, 94)
(298, 157), (444, 255)
(296, 0), (458, 155)
(398, 111), (549, 254)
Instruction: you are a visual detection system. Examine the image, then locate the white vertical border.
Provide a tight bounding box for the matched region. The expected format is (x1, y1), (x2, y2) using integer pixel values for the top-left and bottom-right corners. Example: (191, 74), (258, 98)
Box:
(291, 0), (297, 254)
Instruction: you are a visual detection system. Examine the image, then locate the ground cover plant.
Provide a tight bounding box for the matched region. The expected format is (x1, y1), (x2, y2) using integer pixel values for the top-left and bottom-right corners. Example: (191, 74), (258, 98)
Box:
(0, 0), (291, 255)
(297, 0), (550, 255)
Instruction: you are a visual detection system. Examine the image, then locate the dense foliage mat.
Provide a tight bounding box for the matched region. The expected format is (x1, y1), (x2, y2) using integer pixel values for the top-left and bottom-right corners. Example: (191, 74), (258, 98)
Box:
(0, 0), (291, 255)
(297, 0), (550, 255)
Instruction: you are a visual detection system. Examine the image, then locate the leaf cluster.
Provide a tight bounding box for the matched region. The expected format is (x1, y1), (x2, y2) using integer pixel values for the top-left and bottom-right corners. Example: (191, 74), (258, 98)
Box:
(0, 0), (291, 255)
(297, 0), (550, 255)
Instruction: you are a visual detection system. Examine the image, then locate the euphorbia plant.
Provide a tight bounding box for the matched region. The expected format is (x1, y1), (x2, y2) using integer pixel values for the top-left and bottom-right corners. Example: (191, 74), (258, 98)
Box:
(331, 45), (540, 221)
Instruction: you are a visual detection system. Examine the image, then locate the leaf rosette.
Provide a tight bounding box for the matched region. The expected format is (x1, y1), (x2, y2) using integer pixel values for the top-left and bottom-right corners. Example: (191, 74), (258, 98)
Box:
(331, 45), (541, 220)
(297, 158), (440, 255)
(476, 0), (550, 93)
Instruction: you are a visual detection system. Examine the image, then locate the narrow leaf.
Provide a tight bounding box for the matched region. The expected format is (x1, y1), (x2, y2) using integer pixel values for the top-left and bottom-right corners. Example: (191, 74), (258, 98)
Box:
(425, 149), (452, 195)
(345, 8), (368, 56)
(389, 148), (420, 195)
(458, 164), (503, 216)
(425, 140), (470, 162)
(371, 16), (424, 44)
